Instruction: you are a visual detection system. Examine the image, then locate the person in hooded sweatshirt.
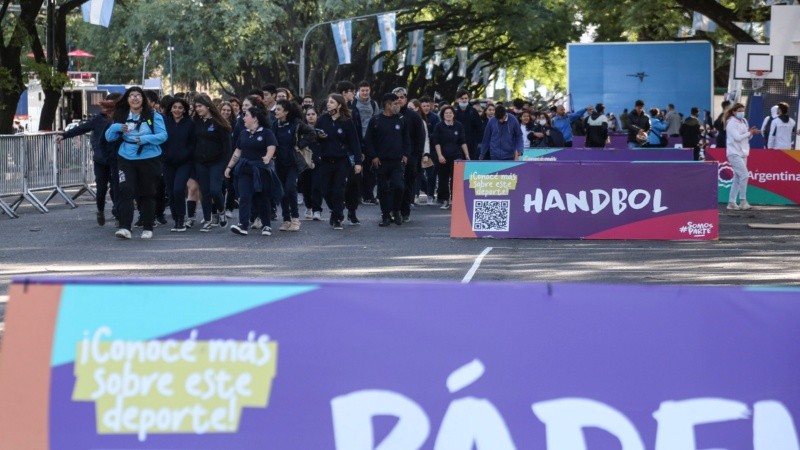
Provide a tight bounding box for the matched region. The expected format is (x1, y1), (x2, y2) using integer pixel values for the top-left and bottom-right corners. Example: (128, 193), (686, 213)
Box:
(680, 107), (704, 160)
(766, 102), (797, 150)
(160, 98), (196, 232)
(584, 103), (609, 148)
(761, 105), (780, 137)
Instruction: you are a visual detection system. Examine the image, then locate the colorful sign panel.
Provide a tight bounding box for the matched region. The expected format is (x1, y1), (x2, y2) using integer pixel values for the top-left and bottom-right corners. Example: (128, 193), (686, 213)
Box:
(572, 135), (685, 149)
(520, 148), (693, 162)
(705, 148), (800, 205)
(450, 161), (719, 240)
(0, 279), (799, 449)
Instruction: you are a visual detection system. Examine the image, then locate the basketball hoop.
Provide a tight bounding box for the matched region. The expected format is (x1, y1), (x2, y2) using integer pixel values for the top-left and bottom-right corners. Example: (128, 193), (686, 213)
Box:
(749, 71), (767, 91)
(751, 70), (766, 77)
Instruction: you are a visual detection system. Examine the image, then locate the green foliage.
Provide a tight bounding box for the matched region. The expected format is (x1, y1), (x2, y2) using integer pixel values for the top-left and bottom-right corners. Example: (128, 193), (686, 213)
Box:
(24, 61), (71, 92)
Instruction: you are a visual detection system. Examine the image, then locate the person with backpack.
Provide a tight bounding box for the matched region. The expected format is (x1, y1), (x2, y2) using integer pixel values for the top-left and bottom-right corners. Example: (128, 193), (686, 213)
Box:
(584, 103), (610, 148)
(766, 102), (797, 150)
(104, 87), (167, 239)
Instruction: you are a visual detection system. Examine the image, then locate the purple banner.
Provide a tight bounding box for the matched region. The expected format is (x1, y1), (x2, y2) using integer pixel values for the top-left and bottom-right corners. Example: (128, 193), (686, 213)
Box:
(572, 134), (685, 149)
(3, 279), (797, 449)
(451, 161), (719, 239)
(521, 148), (693, 162)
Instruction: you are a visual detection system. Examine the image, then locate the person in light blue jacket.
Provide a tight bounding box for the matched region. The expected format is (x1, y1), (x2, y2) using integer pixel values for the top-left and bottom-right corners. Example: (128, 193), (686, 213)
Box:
(105, 86), (167, 240)
(646, 108), (668, 147)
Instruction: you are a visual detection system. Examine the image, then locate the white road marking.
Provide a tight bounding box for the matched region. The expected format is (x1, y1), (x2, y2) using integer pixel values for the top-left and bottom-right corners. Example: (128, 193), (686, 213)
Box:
(462, 247), (493, 283)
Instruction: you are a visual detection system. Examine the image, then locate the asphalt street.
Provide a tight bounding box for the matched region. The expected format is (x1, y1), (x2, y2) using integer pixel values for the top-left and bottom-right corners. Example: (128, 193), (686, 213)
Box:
(2, 193), (800, 327)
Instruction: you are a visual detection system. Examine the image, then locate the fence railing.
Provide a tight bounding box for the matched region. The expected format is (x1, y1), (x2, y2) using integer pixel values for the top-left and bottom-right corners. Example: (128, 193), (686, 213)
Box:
(0, 133), (95, 219)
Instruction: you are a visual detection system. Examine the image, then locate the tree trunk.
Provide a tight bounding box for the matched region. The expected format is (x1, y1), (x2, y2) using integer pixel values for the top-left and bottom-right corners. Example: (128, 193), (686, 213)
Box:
(39, 0), (84, 131)
(0, 0), (43, 134)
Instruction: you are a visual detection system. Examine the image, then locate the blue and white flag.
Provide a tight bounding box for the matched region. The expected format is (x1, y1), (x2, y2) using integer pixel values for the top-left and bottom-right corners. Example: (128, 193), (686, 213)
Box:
(456, 46), (468, 77)
(81, 0), (115, 28)
(470, 54), (483, 84)
(495, 68), (506, 89)
(425, 59), (435, 80)
(331, 20), (353, 64)
(406, 30), (424, 67)
(370, 41), (383, 73)
(434, 34), (447, 51)
(377, 13), (397, 51)
(692, 12), (717, 33)
(443, 58), (454, 80)
(396, 50), (407, 75)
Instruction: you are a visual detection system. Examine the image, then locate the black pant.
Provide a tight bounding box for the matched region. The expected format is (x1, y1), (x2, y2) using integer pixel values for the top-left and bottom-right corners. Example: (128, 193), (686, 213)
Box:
(345, 165), (362, 212)
(237, 165), (272, 228)
(118, 157), (162, 231)
(400, 155), (419, 217)
(377, 159), (404, 216)
(93, 161), (116, 214)
(224, 175), (237, 211)
(195, 159), (225, 221)
(437, 157), (457, 203)
(362, 164), (377, 201)
(319, 157), (348, 221)
(299, 167), (322, 212)
(163, 161), (192, 221)
(276, 164), (299, 221)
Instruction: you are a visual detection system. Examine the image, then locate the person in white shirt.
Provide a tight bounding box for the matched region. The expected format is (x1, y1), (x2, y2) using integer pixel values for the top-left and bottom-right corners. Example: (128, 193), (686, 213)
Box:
(725, 103), (761, 210)
(760, 105), (779, 136)
(767, 102), (797, 150)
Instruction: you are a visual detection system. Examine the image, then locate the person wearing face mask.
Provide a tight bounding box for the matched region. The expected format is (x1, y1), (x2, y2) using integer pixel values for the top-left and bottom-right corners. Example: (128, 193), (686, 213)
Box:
(272, 99), (316, 232)
(104, 87), (168, 239)
(584, 103), (609, 148)
(315, 94), (362, 229)
(725, 103), (761, 210)
(365, 93), (411, 227)
(160, 98), (196, 232)
(453, 89), (483, 160)
(480, 105), (523, 160)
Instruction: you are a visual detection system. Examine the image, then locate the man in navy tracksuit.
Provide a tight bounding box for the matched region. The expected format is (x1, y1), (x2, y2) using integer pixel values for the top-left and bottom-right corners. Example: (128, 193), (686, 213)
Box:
(391, 87), (425, 223)
(365, 93), (411, 227)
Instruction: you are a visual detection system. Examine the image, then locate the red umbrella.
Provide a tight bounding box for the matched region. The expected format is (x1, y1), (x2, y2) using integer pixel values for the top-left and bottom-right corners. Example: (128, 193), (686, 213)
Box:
(67, 49), (94, 57)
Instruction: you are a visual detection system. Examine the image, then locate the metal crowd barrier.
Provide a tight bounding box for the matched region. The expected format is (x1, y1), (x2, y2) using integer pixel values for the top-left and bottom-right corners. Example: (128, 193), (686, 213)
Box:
(1, 133), (95, 219)
(0, 135), (25, 218)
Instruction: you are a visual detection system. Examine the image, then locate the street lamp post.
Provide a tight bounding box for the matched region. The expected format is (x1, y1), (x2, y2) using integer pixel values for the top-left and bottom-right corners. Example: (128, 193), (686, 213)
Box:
(141, 42), (152, 86)
(167, 35), (175, 96)
(299, 9), (406, 97)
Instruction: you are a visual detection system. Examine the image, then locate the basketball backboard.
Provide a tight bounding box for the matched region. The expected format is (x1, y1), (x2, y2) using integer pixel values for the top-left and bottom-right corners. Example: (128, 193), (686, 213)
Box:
(734, 43), (785, 80)
(769, 5), (800, 58)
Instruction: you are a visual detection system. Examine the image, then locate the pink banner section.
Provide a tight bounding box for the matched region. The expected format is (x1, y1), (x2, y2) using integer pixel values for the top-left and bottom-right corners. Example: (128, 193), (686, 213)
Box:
(705, 148), (800, 205)
(451, 161), (719, 240)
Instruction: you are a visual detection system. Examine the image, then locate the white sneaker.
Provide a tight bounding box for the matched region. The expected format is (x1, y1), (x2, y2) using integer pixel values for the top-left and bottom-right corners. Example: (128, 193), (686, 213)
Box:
(739, 200), (752, 210)
(115, 229), (131, 239)
(726, 202), (740, 210)
(251, 218), (263, 229)
(225, 210), (233, 218)
(440, 200), (450, 210)
(304, 208), (313, 220)
(262, 226), (272, 236)
(427, 197), (436, 206)
(312, 211), (321, 221)
(230, 224), (248, 235)
(141, 230), (153, 239)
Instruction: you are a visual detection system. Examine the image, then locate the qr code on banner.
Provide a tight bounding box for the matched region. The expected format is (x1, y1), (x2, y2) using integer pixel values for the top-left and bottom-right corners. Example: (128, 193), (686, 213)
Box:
(472, 199), (510, 232)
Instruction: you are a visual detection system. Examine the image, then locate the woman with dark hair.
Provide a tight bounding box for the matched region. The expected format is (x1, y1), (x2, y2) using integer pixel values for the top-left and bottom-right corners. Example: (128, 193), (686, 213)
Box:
(192, 93), (232, 232)
(161, 98), (195, 232)
(229, 97), (242, 118)
(219, 100), (238, 217)
(225, 107), (279, 236)
(220, 101), (236, 128)
(299, 107), (324, 220)
(431, 105), (469, 210)
(315, 94), (362, 230)
(104, 86), (167, 239)
(272, 99), (316, 232)
(519, 110), (535, 148)
(315, 94), (361, 229)
(531, 112), (565, 147)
